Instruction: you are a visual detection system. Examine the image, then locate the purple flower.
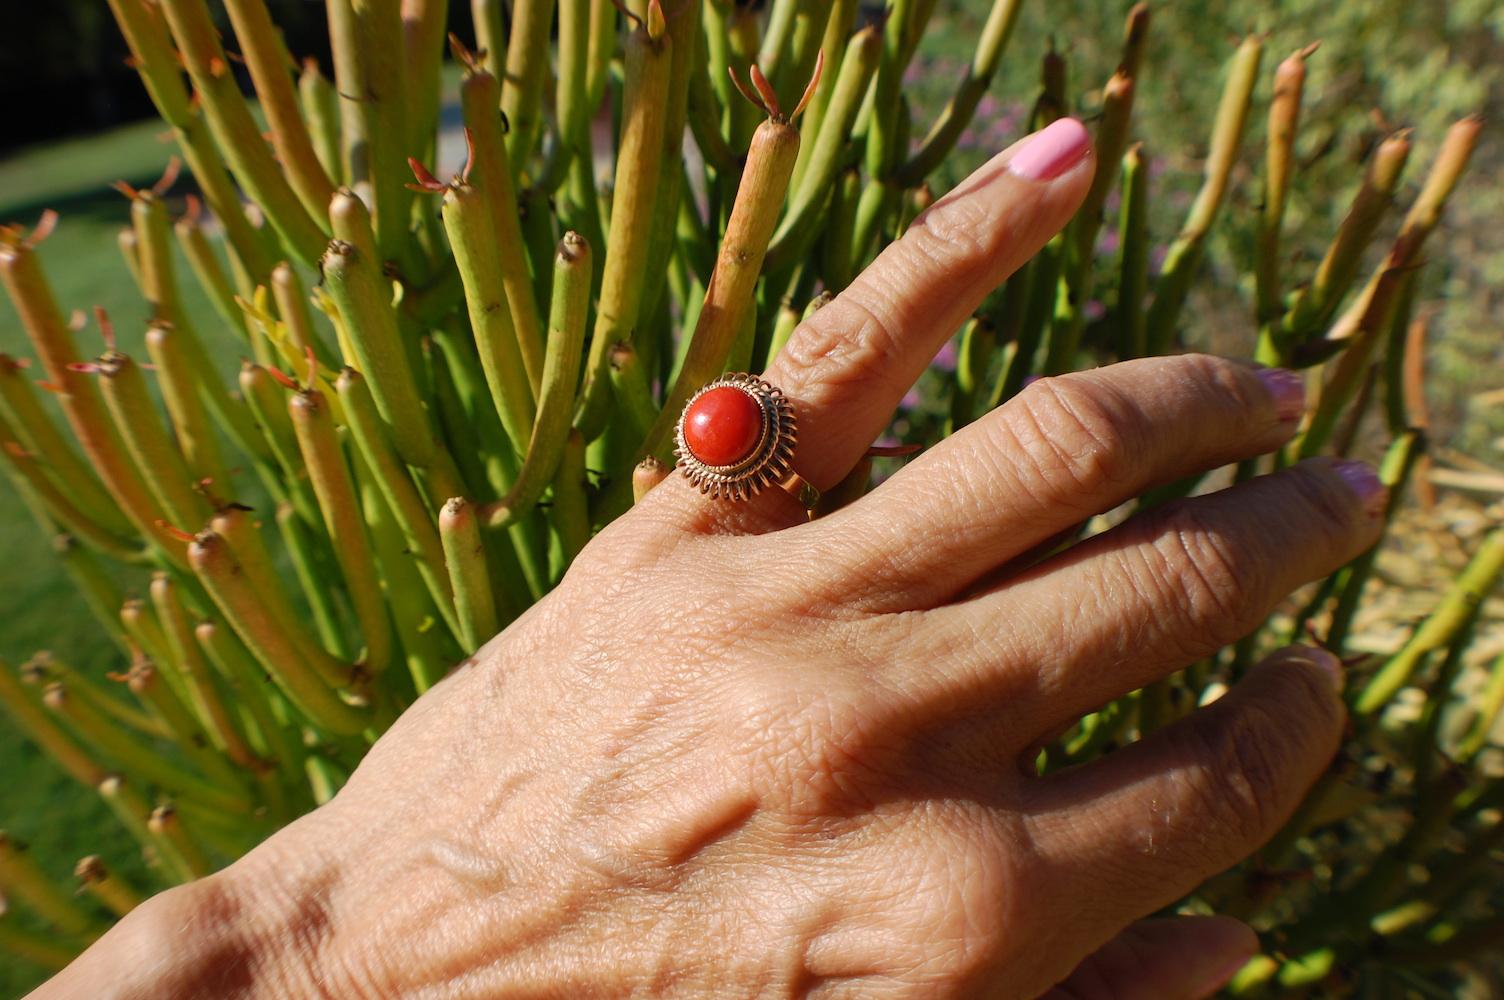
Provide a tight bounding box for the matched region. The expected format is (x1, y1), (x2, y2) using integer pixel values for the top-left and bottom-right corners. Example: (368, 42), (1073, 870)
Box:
(932, 340), (958, 372)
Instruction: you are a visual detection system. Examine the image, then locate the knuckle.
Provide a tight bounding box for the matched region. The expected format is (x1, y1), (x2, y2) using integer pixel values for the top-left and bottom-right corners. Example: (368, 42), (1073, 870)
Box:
(904, 195), (998, 275)
(1008, 376), (1139, 500)
(779, 294), (908, 401)
(1133, 501), (1264, 656)
(1173, 700), (1293, 841)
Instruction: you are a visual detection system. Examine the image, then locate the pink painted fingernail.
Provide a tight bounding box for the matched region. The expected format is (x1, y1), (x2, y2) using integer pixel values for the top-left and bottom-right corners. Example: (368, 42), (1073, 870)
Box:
(1008, 118), (1092, 181)
(1332, 459), (1387, 518)
(1256, 367), (1305, 422)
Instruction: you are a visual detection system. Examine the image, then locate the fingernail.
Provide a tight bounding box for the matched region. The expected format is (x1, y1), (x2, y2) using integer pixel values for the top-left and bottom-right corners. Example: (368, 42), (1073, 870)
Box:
(1295, 645), (1345, 694)
(1255, 367), (1305, 422)
(1194, 953), (1258, 1000)
(1332, 458), (1387, 518)
(1009, 118), (1092, 181)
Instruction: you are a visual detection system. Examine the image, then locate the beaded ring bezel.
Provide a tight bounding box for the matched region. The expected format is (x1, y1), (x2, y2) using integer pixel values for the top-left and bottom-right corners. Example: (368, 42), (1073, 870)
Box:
(674, 373), (800, 502)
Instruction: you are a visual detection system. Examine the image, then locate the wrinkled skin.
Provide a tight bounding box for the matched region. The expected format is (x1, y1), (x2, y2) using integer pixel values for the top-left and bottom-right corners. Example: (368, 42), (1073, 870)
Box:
(36, 121), (1380, 999)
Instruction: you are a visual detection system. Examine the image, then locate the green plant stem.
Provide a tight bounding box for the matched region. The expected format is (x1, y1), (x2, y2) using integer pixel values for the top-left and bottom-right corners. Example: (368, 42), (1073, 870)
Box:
(104, 0), (278, 278)
(155, 0), (328, 265)
(150, 574), (258, 773)
(766, 25), (880, 272)
(1325, 430), (1424, 653)
(442, 181), (539, 457)
(0, 659), (109, 789)
(221, 0), (338, 225)
(899, 0), (1025, 184)
(335, 367), (461, 641)
(550, 429), (591, 575)
(0, 833), (100, 937)
(196, 619), (309, 794)
(148, 804), (209, 880)
(0, 238), (189, 565)
(1297, 117), (1480, 458)
(270, 263), (336, 368)
(145, 323), (236, 491)
(189, 528), (370, 735)
(644, 115), (801, 462)
(74, 856), (143, 918)
(440, 498), (497, 654)
(0, 357), (127, 534)
(324, 192), (435, 467)
(299, 58), (344, 185)
(1280, 131), (1412, 345)
(458, 62), (546, 392)
(289, 389), (394, 678)
(1145, 35), (1262, 352)
(1354, 527), (1504, 715)
(1252, 45), (1314, 365)
(42, 680), (250, 815)
(576, 6), (671, 440)
(481, 233), (591, 528)
(95, 351), (211, 532)
(20, 653), (164, 740)
(500, 0), (556, 175)
(0, 437), (143, 562)
(174, 208), (250, 345)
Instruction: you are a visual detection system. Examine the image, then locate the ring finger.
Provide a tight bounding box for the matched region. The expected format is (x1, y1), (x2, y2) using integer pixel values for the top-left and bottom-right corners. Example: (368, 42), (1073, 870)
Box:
(654, 118), (1096, 532)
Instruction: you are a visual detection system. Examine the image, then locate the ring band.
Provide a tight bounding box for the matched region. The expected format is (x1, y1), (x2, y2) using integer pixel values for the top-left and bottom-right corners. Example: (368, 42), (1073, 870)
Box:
(674, 373), (819, 512)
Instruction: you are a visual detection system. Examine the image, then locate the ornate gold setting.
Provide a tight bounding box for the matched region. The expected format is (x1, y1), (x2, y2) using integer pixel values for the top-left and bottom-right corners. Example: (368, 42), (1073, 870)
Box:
(674, 372), (806, 503)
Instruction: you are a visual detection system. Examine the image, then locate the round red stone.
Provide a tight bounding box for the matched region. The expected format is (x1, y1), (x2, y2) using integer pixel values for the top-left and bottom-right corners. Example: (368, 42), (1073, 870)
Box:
(683, 385), (763, 467)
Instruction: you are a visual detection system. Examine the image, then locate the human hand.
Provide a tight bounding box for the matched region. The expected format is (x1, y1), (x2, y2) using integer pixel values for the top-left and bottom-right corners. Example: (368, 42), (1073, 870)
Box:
(40, 118), (1386, 999)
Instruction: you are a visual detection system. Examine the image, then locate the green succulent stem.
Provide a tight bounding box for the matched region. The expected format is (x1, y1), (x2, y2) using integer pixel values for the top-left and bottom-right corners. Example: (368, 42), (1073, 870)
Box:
(0, 658), (109, 790)
(144, 324), (235, 492)
(150, 574), (258, 773)
(500, 0), (557, 175)
(1354, 527), (1504, 716)
(289, 388), (394, 677)
(767, 25), (881, 272)
(645, 116), (801, 462)
(1145, 35), (1262, 352)
(0, 435), (142, 562)
(148, 804), (209, 880)
(74, 856), (143, 918)
(221, 0), (339, 225)
(299, 59), (344, 185)
(1253, 44), (1315, 361)
(1114, 143), (1150, 361)
(195, 619), (308, 793)
(481, 233), (591, 529)
(154, 0), (328, 266)
(95, 351), (210, 532)
(441, 180), (540, 457)
(190, 528), (369, 735)
(323, 193), (435, 467)
(576, 6), (671, 440)
(1297, 117), (1480, 459)
(899, 0), (1026, 184)
(0, 239), (189, 565)
(440, 498), (497, 654)
(43, 679), (250, 815)
(103, 0), (278, 279)
(1281, 130), (1412, 345)
(335, 367), (462, 641)
(0, 831), (101, 937)
(174, 209), (249, 345)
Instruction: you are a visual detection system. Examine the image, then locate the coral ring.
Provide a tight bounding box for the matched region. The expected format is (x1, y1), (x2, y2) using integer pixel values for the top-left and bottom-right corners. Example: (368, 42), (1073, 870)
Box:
(674, 373), (818, 511)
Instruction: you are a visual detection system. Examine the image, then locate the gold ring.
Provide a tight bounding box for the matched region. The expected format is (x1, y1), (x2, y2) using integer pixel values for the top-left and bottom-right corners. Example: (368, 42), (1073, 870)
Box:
(674, 373), (819, 513)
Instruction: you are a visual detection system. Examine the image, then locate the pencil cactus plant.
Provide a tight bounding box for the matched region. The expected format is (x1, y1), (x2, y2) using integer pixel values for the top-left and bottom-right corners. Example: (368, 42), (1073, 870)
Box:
(0, 0), (1497, 994)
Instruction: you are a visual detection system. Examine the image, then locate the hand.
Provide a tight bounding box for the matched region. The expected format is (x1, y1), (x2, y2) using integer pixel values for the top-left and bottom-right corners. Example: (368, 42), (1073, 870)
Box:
(39, 118), (1385, 999)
